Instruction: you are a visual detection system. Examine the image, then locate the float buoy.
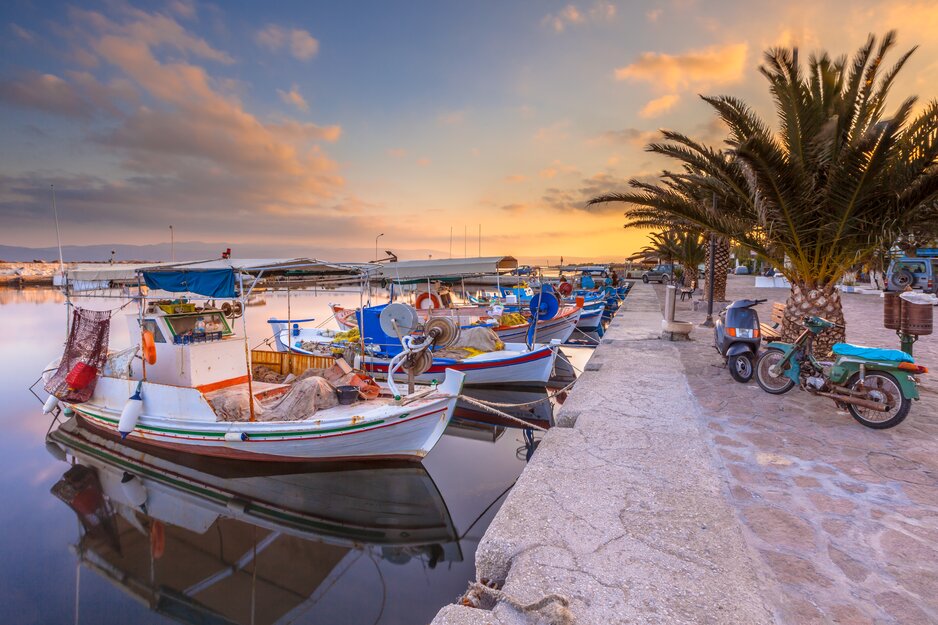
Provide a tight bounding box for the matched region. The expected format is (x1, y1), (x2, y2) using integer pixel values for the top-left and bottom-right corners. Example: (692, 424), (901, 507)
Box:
(118, 382), (143, 439)
(42, 395), (60, 414)
(558, 282), (573, 297)
(65, 362), (97, 391)
(141, 330), (157, 365)
(415, 292), (443, 309)
(121, 471), (148, 509)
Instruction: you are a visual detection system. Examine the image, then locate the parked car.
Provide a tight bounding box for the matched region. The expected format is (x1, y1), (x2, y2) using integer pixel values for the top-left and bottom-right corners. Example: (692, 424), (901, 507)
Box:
(642, 264), (674, 284)
(886, 257), (938, 293)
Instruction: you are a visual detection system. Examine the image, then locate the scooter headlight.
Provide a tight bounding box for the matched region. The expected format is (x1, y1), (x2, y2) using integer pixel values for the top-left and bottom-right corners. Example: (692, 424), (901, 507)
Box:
(730, 328), (755, 339)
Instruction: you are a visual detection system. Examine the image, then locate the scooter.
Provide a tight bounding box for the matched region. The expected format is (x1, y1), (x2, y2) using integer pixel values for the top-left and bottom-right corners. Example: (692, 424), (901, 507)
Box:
(754, 315), (928, 429)
(714, 299), (766, 382)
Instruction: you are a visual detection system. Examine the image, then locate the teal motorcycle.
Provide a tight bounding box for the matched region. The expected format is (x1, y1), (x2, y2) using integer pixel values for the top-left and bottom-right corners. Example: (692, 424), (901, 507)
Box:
(754, 316), (928, 429)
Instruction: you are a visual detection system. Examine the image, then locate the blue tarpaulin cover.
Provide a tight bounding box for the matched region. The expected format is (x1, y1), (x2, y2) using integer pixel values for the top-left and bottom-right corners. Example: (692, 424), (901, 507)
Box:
(143, 269), (236, 298)
(832, 343), (914, 363)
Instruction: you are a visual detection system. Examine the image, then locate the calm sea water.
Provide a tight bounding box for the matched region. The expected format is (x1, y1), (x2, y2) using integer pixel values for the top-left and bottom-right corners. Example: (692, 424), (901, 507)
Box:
(0, 287), (589, 625)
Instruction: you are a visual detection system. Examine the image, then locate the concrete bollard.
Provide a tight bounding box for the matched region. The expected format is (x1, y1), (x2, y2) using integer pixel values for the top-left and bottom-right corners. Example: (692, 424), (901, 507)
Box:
(661, 284), (693, 341)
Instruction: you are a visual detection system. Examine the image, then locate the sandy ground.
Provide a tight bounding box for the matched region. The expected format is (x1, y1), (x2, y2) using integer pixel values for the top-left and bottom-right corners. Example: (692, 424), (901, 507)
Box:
(670, 276), (938, 624)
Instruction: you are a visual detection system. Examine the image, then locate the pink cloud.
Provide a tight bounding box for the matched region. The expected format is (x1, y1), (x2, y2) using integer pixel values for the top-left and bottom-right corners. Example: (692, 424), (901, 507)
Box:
(277, 84), (309, 111)
(0, 72), (94, 118)
(639, 93), (680, 118)
(615, 42), (748, 91)
(255, 24), (320, 61)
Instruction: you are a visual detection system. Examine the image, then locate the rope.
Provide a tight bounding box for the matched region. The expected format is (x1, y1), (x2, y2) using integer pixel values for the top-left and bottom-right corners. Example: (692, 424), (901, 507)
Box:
(461, 581), (574, 625)
(457, 396), (550, 432)
(462, 378), (576, 409)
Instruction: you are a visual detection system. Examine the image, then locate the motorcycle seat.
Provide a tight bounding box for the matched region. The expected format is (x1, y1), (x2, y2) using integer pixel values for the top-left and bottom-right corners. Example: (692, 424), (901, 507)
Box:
(831, 343), (914, 363)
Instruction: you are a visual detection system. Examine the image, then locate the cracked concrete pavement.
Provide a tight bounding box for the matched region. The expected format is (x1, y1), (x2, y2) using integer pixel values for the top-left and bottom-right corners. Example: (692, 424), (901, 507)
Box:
(431, 277), (937, 624)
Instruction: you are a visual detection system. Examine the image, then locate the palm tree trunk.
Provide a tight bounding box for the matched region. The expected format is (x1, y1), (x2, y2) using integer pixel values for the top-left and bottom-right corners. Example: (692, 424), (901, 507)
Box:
(780, 282), (846, 355)
(703, 234), (730, 301)
(683, 266), (694, 288)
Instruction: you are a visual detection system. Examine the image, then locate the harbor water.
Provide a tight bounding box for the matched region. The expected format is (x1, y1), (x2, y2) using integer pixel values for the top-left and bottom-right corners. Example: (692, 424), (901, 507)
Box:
(0, 287), (591, 625)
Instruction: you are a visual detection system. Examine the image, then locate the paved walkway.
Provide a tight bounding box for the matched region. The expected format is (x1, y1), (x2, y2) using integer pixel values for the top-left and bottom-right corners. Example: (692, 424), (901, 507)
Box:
(672, 277), (938, 625)
(431, 279), (938, 625)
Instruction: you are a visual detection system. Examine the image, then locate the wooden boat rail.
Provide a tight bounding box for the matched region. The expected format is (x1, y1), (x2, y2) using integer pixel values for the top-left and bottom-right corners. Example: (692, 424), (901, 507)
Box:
(251, 349), (336, 377)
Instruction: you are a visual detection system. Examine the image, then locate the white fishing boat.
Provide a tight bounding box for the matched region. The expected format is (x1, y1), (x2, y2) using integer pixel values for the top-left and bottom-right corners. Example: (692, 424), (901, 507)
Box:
(41, 259), (464, 462)
(272, 302), (561, 386)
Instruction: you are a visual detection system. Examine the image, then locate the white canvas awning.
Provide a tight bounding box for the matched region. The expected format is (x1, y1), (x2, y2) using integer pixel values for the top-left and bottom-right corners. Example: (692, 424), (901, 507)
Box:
(377, 256), (518, 281)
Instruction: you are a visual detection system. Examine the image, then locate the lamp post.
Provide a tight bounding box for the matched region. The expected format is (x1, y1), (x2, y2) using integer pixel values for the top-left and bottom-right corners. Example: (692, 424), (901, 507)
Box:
(169, 225), (175, 262)
(375, 233), (384, 261)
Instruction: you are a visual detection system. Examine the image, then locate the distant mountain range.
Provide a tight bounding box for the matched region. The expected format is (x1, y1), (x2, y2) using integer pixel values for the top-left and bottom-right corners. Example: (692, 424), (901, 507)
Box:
(0, 242), (623, 265)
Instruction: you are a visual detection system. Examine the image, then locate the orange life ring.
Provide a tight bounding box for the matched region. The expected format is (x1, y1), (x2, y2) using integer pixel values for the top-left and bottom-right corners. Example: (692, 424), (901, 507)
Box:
(415, 292), (443, 309)
(558, 282), (573, 297)
(142, 330), (157, 365)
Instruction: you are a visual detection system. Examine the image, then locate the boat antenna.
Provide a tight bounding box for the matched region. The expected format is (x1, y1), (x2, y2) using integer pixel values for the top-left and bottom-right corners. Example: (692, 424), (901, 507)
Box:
(51, 184), (64, 272)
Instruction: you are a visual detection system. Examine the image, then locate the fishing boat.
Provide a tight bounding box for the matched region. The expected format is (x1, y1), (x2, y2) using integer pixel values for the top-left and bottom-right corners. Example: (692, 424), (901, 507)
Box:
(272, 303), (561, 386)
(41, 259), (464, 462)
(46, 420), (464, 624)
(328, 302), (582, 343)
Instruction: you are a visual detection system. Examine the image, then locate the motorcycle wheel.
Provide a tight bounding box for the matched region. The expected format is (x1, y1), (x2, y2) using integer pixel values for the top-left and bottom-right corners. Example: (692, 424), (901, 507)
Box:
(844, 371), (910, 429)
(729, 353), (754, 383)
(755, 348), (796, 394)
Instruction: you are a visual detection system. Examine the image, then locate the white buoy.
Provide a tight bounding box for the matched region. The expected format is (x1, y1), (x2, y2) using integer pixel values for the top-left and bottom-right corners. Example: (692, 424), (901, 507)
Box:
(42, 395), (59, 414)
(45, 441), (67, 462)
(120, 472), (148, 509)
(224, 431), (248, 442)
(118, 383), (143, 440)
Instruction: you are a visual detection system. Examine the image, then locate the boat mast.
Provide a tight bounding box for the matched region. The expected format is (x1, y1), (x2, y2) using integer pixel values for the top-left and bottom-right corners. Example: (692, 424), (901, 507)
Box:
(51, 185), (64, 273)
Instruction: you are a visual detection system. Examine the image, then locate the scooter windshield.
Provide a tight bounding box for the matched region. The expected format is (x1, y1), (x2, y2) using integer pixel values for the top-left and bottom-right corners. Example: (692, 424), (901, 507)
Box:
(726, 308), (758, 327)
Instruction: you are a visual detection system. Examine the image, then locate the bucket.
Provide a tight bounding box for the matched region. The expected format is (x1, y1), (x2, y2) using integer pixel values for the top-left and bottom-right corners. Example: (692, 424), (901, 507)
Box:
(336, 385), (359, 405)
(883, 292), (901, 330)
(901, 300), (934, 336)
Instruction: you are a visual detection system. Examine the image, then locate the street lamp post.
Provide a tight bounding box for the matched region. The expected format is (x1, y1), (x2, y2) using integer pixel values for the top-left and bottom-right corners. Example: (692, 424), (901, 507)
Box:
(375, 233), (384, 261)
(169, 225), (175, 262)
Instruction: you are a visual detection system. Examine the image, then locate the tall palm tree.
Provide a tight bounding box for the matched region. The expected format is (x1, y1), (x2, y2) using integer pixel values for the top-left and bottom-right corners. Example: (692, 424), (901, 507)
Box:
(593, 32), (938, 352)
(638, 230), (706, 287)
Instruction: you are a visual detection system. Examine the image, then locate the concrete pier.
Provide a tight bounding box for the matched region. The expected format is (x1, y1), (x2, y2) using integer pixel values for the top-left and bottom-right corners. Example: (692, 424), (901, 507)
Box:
(432, 282), (774, 624)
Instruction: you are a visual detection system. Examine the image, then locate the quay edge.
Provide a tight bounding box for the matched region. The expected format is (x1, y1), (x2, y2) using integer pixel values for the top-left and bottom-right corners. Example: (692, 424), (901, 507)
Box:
(430, 282), (774, 625)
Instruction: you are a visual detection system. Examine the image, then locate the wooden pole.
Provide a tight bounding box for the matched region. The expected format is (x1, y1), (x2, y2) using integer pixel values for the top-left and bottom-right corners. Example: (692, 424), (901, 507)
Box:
(240, 273), (256, 422)
(286, 285), (292, 376)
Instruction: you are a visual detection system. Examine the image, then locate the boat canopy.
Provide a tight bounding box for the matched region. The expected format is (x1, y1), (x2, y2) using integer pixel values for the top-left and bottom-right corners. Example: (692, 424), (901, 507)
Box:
(140, 258), (375, 298)
(377, 256), (518, 281)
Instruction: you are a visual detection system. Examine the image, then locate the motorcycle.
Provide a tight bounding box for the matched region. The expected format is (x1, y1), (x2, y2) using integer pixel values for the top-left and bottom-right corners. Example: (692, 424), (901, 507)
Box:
(754, 315), (928, 429)
(714, 298), (766, 382)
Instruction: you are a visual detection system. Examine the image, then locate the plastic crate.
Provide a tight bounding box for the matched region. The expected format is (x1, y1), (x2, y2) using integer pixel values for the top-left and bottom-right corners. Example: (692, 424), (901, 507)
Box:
(174, 331), (223, 345)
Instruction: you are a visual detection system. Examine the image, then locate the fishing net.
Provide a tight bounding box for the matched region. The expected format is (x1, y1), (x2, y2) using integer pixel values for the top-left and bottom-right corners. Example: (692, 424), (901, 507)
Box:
(435, 326), (504, 360)
(208, 376), (339, 422)
(45, 308), (111, 403)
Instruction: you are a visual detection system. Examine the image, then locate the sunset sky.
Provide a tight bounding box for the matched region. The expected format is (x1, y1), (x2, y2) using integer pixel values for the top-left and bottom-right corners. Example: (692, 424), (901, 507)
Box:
(2, 0), (938, 262)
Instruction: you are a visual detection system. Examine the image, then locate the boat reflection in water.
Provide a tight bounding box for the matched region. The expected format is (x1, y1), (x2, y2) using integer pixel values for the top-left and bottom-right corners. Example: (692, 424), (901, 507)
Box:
(47, 417), (472, 625)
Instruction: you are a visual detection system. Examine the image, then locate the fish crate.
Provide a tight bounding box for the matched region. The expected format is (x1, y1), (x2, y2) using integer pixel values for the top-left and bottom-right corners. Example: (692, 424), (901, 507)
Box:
(251, 349), (336, 376)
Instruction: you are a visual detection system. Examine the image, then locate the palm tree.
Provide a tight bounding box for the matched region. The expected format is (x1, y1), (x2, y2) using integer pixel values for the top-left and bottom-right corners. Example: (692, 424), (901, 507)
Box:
(638, 230), (707, 287)
(592, 32), (938, 352)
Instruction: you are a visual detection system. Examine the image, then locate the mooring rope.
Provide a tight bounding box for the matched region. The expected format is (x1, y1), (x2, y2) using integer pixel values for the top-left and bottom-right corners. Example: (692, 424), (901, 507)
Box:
(456, 396), (550, 432)
(461, 378), (577, 409)
(461, 581), (574, 625)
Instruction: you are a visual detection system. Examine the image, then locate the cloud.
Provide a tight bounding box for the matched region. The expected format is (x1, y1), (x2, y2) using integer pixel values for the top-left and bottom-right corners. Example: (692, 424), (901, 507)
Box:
(614, 42), (748, 91)
(0, 7), (345, 239)
(500, 203), (526, 213)
(542, 2), (615, 32)
(505, 174), (527, 183)
(387, 148), (407, 159)
(589, 128), (661, 146)
(10, 23), (34, 42)
(646, 9), (663, 22)
(0, 73), (95, 118)
(255, 24), (320, 61)
(639, 93), (680, 118)
(437, 110), (465, 125)
(416, 157), (431, 167)
(534, 120), (570, 142)
(277, 84), (308, 111)
(168, 0), (197, 19)
(541, 172), (635, 213)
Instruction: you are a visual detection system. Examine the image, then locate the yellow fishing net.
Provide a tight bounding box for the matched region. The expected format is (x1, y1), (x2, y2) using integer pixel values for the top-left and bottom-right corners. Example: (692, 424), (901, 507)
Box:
(499, 312), (527, 327)
(332, 328), (360, 343)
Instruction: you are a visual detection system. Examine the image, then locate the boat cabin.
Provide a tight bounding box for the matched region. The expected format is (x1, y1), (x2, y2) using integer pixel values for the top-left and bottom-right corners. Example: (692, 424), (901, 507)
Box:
(127, 305), (247, 390)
